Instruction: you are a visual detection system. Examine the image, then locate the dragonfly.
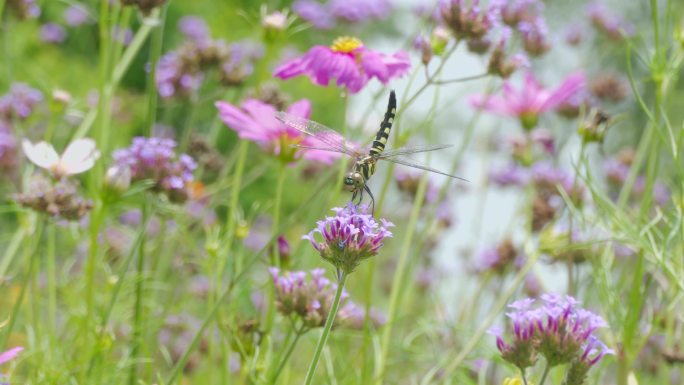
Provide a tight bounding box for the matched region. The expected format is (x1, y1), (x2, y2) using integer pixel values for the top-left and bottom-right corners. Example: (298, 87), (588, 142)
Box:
(275, 90), (467, 213)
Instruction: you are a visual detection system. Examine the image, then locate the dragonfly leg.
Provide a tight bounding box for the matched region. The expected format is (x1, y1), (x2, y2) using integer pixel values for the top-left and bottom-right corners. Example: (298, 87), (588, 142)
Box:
(364, 184), (376, 215)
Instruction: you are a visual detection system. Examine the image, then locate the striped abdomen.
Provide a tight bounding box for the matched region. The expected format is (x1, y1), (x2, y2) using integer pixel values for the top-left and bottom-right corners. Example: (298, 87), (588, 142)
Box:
(369, 90), (397, 156)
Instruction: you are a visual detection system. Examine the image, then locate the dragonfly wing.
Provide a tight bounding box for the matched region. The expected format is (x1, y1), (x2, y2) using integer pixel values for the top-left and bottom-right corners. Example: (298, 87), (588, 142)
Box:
(292, 144), (350, 154)
(275, 111), (359, 156)
(376, 144), (454, 159)
(380, 155), (468, 182)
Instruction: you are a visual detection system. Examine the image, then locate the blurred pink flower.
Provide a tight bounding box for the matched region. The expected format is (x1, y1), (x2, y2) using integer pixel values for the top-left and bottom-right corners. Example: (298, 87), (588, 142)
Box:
(273, 36), (410, 94)
(471, 72), (586, 130)
(0, 346), (23, 364)
(216, 98), (340, 164)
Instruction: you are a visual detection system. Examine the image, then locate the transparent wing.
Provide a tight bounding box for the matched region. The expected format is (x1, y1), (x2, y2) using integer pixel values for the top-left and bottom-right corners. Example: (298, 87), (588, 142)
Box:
(274, 111), (360, 156)
(292, 144), (350, 155)
(379, 155), (468, 182)
(376, 144), (453, 159)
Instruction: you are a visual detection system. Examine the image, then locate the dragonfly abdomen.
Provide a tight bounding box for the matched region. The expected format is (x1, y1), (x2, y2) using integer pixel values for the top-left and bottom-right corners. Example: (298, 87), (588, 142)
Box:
(369, 90), (397, 156)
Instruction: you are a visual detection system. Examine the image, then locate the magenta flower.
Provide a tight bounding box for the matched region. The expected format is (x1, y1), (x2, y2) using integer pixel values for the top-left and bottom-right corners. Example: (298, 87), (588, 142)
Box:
(0, 346), (23, 364)
(273, 36), (410, 94)
(215, 98), (340, 164)
(470, 72), (586, 130)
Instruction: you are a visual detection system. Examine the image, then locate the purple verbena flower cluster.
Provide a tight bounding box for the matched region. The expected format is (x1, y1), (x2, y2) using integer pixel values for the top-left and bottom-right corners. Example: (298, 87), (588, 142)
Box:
(0, 83), (43, 120)
(292, 0), (392, 30)
(113, 137), (197, 203)
(0, 125), (17, 172)
(40, 23), (67, 44)
(6, 0), (40, 19)
(491, 294), (612, 378)
(0, 83), (43, 173)
(156, 17), (263, 98)
(270, 267), (384, 330)
(603, 150), (670, 206)
(303, 203), (394, 274)
(586, 2), (634, 41)
(63, 4), (91, 27)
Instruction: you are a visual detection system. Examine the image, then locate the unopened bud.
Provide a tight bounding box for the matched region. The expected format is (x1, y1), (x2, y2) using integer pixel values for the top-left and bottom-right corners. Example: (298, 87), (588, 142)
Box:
(431, 26), (450, 55)
(105, 165), (131, 192)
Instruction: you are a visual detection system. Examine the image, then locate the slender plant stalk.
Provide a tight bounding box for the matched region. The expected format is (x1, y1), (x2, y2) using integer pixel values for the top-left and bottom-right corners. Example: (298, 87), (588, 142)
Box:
(538, 363), (551, 385)
(270, 328), (304, 384)
(128, 199), (149, 385)
(1, 216), (42, 350)
(303, 271), (348, 385)
(374, 175), (428, 384)
(272, 163), (288, 267)
(46, 222), (57, 336)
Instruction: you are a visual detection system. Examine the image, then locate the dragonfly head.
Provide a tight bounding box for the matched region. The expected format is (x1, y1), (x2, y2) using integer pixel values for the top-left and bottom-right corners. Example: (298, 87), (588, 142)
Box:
(343, 171), (364, 192)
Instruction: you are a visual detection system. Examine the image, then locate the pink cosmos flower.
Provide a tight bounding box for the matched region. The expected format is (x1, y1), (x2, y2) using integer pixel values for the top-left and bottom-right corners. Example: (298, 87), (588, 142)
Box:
(273, 36), (410, 94)
(0, 346), (23, 364)
(215, 98), (340, 164)
(470, 72), (586, 130)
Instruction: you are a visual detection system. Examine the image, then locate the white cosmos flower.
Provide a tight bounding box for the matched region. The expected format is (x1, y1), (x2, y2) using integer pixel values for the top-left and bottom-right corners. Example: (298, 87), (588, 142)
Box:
(22, 138), (101, 178)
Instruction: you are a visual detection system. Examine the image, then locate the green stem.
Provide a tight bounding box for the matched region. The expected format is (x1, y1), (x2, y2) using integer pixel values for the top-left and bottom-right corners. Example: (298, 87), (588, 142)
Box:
(270, 328), (304, 384)
(164, 279), (238, 385)
(272, 164), (287, 267)
(538, 363), (551, 385)
(73, 9), (161, 140)
(0, 226), (26, 279)
(303, 272), (348, 385)
(375, 175), (428, 384)
(420, 248), (539, 385)
(46, 222), (57, 335)
(128, 200), (149, 385)
(1, 217), (43, 350)
(145, 6), (166, 133)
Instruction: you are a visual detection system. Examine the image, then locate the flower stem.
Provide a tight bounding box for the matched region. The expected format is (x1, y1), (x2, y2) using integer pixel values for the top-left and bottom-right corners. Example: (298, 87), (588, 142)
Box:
(128, 199), (149, 385)
(272, 164), (287, 267)
(303, 272), (347, 385)
(375, 175), (428, 384)
(46, 222), (57, 335)
(270, 327), (304, 384)
(538, 363), (551, 385)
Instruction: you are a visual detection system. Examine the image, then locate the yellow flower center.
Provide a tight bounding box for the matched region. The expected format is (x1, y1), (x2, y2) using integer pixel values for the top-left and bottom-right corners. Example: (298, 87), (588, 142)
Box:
(330, 36), (363, 53)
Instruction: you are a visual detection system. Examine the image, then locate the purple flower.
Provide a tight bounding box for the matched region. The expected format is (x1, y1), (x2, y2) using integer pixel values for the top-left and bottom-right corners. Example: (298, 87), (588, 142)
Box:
(0, 83), (43, 120)
(586, 2), (634, 41)
(0, 128), (18, 172)
(292, 0), (335, 29)
(492, 294), (611, 371)
(303, 203), (393, 274)
(178, 16), (210, 42)
(439, 0), (499, 40)
(0, 346), (23, 364)
(489, 163), (530, 187)
(216, 98), (340, 165)
(63, 4), (90, 26)
(474, 239), (522, 274)
(470, 72), (586, 130)
(518, 17), (551, 56)
(156, 37), (261, 98)
(112, 137), (196, 203)
(495, 0), (543, 27)
(292, 0), (391, 29)
(329, 0), (392, 22)
(269, 267), (348, 328)
(273, 36), (410, 94)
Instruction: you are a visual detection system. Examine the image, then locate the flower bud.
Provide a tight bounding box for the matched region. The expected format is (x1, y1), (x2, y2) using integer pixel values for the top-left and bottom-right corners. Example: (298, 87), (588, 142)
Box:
(105, 165), (131, 193)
